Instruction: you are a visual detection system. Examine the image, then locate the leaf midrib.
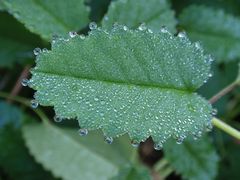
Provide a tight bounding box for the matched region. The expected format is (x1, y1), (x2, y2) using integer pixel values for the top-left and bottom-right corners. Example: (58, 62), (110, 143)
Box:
(34, 70), (195, 93)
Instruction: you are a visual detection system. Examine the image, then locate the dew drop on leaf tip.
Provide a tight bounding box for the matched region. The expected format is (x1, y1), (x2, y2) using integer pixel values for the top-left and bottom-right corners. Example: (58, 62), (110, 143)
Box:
(78, 128), (88, 136)
(21, 78), (29, 87)
(104, 136), (113, 144)
(160, 26), (168, 33)
(33, 48), (41, 56)
(177, 31), (187, 38)
(69, 31), (77, 38)
(138, 23), (147, 31)
(131, 140), (140, 148)
(42, 48), (48, 53)
(89, 22), (97, 30)
(54, 116), (63, 123)
(154, 143), (163, 151)
(30, 99), (38, 109)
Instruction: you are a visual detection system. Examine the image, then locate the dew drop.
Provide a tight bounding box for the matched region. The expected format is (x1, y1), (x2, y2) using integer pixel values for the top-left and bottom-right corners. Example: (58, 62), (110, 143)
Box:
(154, 143), (163, 150)
(206, 122), (213, 132)
(160, 26), (168, 33)
(33, 48), (41, 55)
(176, 136), (184, 144)
(78, 128), (88, 136)
(138, 23), (147, 31)
(54, 116), (63, 123)
(21, 78), (29, 87)
(208, 73), (213, 78)
(104, 16), (109, 21)
(123, 26), (128, 31)
(148, 29), (153, 33)
(131, 140), (140, 148)
(177, 31), (187, 38)
(104, 136), (113, 144)
(212, 109), (218, 116)
(89, 22), (97, 30)
(30, 99), (38, 109)
(42, 48), (48, 53)
(194, 42), (201, 50)
(94, 97), (99, 101)
(69, 31), (77, 38)
(79, 34), (85, 39)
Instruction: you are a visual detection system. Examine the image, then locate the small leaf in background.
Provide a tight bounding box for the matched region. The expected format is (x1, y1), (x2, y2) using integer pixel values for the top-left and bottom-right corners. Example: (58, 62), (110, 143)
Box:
(0, 12), (42, 68)
(164, 136), (219, 180)
(0, 0), (6, 11)
(86, 0), (111, 22)
(0, 101), (55, 180)
(3, 0), (90, 41)
(22, 122), (141, 180)
(179, 5), (240, 62)
(216, 135), (240, 180)
(29, 25), (213, 146)
(102, 0), (177, 33)
(110, 165), (151, 180)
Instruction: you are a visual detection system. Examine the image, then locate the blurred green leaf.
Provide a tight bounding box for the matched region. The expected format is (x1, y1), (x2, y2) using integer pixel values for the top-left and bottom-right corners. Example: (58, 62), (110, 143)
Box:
(179, 5), (240, 62)
(0, 0), (6, 11)
(0, 12), (42, 68)
(110, 165), (151, 180)
(164, 136), (219, 180)
(102, 0), (177, 33)
(86, 0), (111, 22)
(22, 121), (137, 180)
(3, 0), (90, 41)
(0, 101), (55, 180)
(216, 136), (240, 180)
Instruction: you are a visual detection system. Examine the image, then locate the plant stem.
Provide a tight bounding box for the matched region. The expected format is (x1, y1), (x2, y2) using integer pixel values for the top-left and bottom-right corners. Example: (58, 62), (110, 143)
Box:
(130, 147), (138, 165)
(160, 166), (174, 179)
(209, 81), (239, 104)
(0, 91), (49, 123)
(212, 117), (240, 140)
(154, 158), (168, 172)
(9, 65), (30, 99)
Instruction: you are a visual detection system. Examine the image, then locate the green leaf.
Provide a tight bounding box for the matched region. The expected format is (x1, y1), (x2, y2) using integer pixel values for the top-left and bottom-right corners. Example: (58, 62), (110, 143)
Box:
(3, 0), (90, 41)
(164, 136), (219, 180)
(102, 0), (177, 33)
(29, 25), (213, 146)
(179, 5), (240, 62)
(0, 0), (6, 11)
(0, 12), (41, 68)
(217, 135), (240, 180)
(0, 101), (54, 180)
(22, 121), (137, 180)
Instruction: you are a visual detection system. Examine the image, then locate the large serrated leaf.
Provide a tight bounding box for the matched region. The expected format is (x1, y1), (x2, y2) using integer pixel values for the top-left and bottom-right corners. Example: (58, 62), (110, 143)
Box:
(0, 101), (54, 180)
(102, 0), (177, 33)
(22, 122), (137, 180)
(3, 0), (89, 41)
(164, 136), (219, 180)
(179, 5), (240, 62)
(29, 25), (213, 146)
